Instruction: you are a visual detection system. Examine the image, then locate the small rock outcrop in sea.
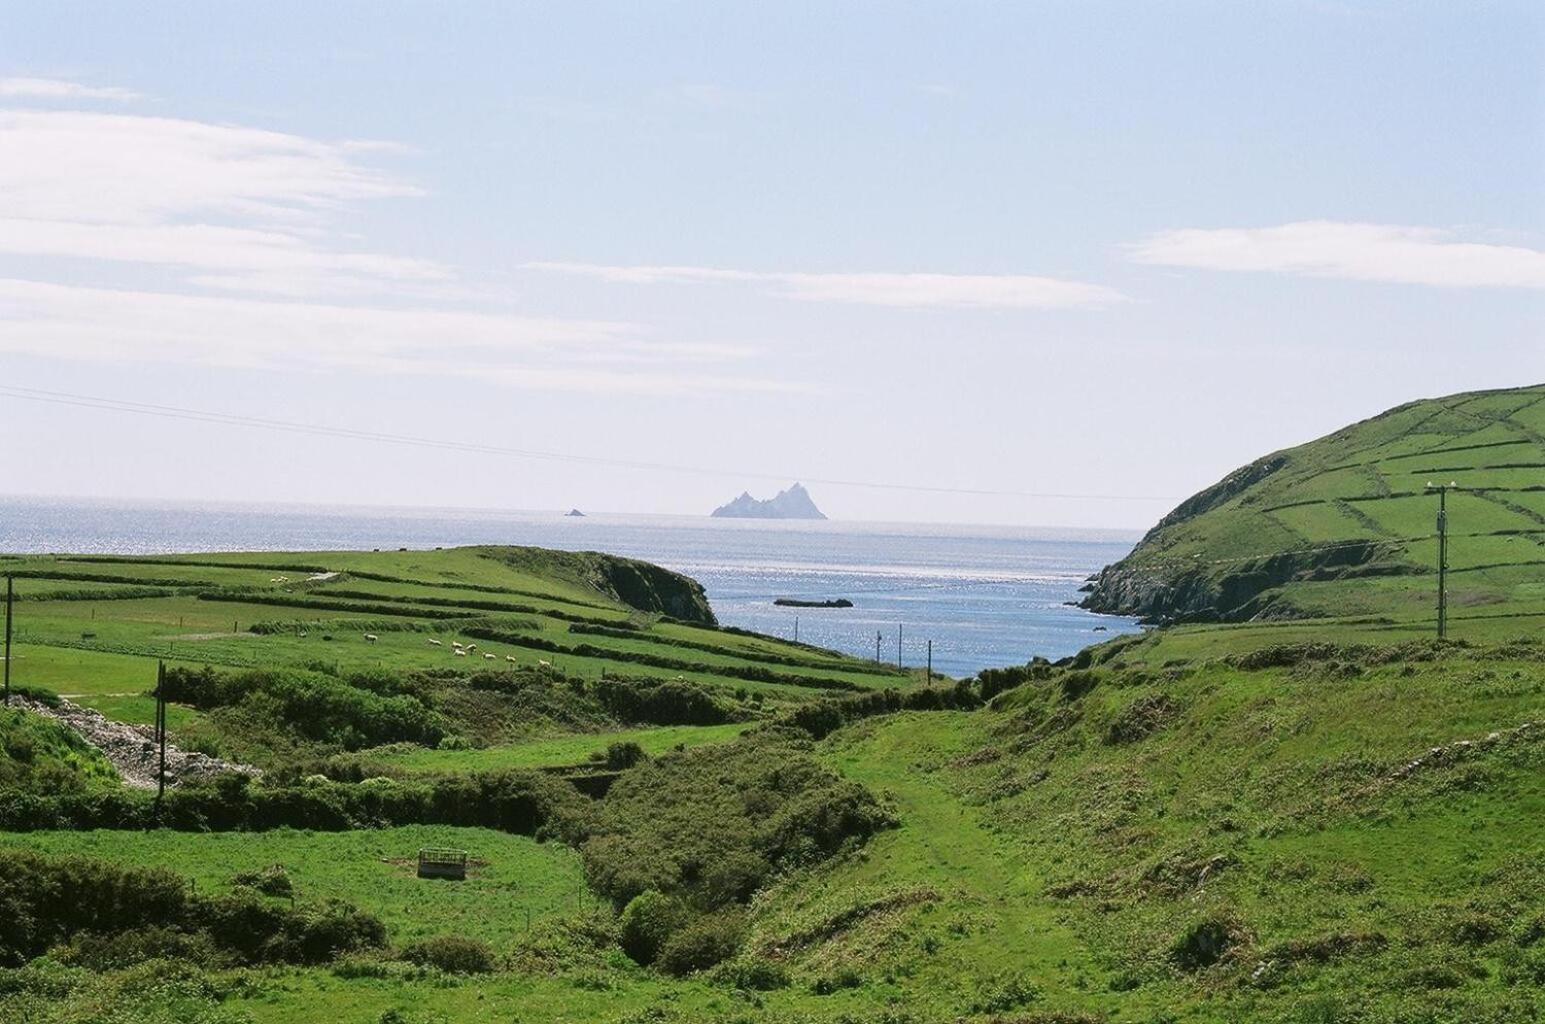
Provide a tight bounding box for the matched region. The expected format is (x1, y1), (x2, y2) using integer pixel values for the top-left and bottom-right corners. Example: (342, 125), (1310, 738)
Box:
(711, 483), (827, 520)
(565, 508), (586, 517)
(774, 597), (853, 608)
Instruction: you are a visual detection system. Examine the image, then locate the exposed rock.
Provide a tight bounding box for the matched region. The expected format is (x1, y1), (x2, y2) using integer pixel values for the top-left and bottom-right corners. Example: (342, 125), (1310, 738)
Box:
(13, 696), (260, 790)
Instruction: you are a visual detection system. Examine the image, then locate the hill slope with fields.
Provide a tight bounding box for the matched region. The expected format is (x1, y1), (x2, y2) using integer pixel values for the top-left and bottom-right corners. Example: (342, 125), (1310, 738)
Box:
(1081, 384), (1545, 631)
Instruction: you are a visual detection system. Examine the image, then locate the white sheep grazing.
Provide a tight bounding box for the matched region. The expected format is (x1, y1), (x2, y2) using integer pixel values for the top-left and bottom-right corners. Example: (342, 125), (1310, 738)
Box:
(466, 644), (478, 652)
(428, 638), (443, 646)
(505, 655), (517, 663)
(483, 652), (496, 660)
(538, 659), (551, 668)
(453, 648), (467, 657)
(364, 634), (378, 643)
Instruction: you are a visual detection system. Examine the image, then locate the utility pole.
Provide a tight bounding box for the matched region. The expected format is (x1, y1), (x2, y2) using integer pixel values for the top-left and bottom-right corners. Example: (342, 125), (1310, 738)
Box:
(1427, 481), (1455, 640)
(794, 616), (799, 644)
(3, 575), (12, 707)
(875, 631), (882, 664)
(897, 623), (903, 669)
(927, 640), (932, 682)
(154, 660), (167, 816)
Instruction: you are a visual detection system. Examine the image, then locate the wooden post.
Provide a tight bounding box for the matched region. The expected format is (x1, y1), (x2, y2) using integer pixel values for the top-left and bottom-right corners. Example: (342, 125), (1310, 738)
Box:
(927, 640), (932, 682)
(3, 575), (12, 706)
(154, 660), (167, 815)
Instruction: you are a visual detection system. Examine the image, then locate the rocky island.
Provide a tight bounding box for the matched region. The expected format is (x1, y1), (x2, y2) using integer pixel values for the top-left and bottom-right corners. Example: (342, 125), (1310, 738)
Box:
(710, 482), (827, 520)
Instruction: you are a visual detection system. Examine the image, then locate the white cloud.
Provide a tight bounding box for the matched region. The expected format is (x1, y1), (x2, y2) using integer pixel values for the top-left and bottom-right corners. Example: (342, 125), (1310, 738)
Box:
(0, 108), (434, 296)
(0, 77), (140, 102)
(525, 261), (1126, 310)
(0, 91), (792, 394)
(0, 109), (420, 224)
(0, 278), (781, 395)
(1127, 221), (1545, 289)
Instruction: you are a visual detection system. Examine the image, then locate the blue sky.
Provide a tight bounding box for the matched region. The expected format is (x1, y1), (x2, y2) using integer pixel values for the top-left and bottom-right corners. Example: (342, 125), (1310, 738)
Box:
(0, 1), (1540, 527)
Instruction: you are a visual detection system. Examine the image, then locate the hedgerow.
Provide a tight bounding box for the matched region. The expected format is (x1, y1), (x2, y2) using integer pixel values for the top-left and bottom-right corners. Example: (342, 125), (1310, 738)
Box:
(0, 849), (384, 968)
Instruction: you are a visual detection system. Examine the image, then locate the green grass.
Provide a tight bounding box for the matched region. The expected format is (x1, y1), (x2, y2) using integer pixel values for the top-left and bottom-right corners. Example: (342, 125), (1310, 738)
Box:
(1084, 384), (1545, 637)
(365, 722), (750, 774)
(0, 826), (587, 947)
(1, 546), (907, 720)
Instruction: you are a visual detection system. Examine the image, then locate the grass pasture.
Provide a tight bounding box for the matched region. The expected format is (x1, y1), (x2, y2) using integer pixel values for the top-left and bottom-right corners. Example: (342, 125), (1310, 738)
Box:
(0, 826), (587, 947)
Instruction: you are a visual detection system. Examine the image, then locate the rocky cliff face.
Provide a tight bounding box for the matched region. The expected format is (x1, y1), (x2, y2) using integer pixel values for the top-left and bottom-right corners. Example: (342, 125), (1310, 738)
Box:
(475, 546), (719, 626)
(585, 554), (718, 625)
(1081, 540), (1406, 623)
(711, 483), (827, 520)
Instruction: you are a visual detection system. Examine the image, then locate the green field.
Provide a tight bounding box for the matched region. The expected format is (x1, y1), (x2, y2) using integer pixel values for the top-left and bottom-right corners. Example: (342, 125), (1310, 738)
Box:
(1083, 384), (1545, 640)
(0, 826), (587, 947)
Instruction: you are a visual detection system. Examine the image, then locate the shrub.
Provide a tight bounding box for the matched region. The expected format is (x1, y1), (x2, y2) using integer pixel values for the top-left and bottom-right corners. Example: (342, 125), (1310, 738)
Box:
(1104, 693), (1182, 745)
(582, 732), (893, 908)
(1171, 912), (1251, 971)
(710, 953), (790, 991)
(603, 741), (646, 770)
(0, 849), (383, 968)
(400, 935), (496, 974)
(969, 970), (1041, 1013)
(618, 890), (690, 966)
(656, 911), (746, 976)
(231, 864), (292, 897)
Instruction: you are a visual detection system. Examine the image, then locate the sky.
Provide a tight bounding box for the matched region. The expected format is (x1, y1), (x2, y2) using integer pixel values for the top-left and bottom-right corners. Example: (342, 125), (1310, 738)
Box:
(0, 1), (1540, 529)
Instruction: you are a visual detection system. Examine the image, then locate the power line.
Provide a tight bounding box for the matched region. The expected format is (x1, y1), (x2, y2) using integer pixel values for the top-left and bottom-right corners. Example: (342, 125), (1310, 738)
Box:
(0, 384), (1178, 504)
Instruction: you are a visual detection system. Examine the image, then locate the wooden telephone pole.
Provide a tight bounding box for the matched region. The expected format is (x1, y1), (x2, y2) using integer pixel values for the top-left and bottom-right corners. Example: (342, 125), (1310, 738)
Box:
(154, 661), (168, 814)
(3, 575), (12, 706)
(1427, 482), (1455, 640)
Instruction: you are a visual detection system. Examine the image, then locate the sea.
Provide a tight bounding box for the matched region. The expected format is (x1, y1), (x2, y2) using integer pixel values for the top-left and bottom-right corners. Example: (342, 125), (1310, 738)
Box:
(0, 496), (1143, 678)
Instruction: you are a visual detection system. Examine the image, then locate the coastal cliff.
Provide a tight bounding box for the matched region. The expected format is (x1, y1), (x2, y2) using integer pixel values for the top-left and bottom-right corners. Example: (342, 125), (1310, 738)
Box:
(475, 546), (718, 625)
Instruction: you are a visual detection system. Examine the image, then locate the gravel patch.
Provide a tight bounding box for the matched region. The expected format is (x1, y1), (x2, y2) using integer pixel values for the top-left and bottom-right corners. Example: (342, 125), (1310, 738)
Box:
(13, 696), (261, 790)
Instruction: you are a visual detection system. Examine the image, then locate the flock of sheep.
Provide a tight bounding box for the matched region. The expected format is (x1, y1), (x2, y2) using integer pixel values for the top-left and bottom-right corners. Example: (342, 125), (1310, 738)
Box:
(359, 632), (531, 665)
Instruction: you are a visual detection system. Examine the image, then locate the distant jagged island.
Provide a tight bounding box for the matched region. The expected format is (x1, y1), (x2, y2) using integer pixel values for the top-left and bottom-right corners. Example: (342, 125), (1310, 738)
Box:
(710, 482), (827, 520)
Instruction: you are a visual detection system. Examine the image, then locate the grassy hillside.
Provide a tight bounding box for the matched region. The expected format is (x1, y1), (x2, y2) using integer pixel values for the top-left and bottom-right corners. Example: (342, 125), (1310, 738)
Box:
(1082, 384), (1545, 639)
(0, 545), (907, 720)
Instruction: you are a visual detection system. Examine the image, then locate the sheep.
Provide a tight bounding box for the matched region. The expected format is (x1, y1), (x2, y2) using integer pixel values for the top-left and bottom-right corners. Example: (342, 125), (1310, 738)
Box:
(453, 648), (468, 657)
(452, 641), (464, 649)
(505, 655), (517, 663)
(483, 652), (496, 660)
(428, 638), (443, 646)
(538, 659), (551, 667)
(364, 634), (379, 643)
(466, 644), (478, 652)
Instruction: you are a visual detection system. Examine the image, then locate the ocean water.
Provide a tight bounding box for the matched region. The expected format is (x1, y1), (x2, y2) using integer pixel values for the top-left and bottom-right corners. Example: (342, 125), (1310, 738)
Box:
(0, 496), (1143, 677)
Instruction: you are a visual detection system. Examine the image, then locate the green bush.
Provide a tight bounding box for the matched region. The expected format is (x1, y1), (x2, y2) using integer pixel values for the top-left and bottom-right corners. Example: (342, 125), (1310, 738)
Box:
(656, 910), (746, 976)
(603, 741), (646, 770)
(582, 731), (893, 908)
(0, 849), (383, 968)
(162, 665), (443, 751)
(1171, 912), (1251, 971)
(400, 935), (496, 974)
(619, 890), (690, 965)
